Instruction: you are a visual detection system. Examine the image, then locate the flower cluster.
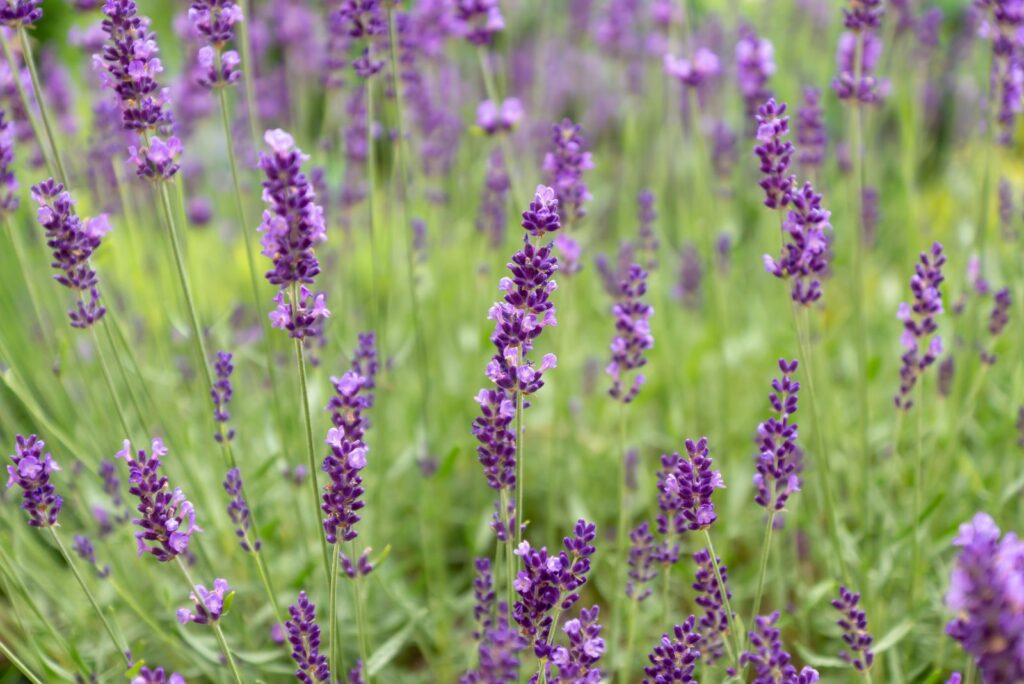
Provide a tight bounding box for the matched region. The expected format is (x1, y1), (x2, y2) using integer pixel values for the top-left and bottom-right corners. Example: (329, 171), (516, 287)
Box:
(352, 332), (379, 404)
(656, 437), (725, 534)
(212, 351), (235, 442)
(223, 468), (258, 552)
(674, 243), (703, 310)
(626, 522), (658, 601)
(636, 190), (658, 270)
(473, 186), (562, 503)
(477, 98), (523, 135)
(73, 535), (111, 578)
(95, 0), (175, 133)
(795, 88), (826, 171)
(31, 179), (111, 329)
(741, 612), (820, 684)
(692, 549), (732, 663)
(754, 359), (802, 512)
(131, 667), (186, 684)
(0, 0), (42, 26)
(269, 287), (330, 340)
(258, 129), (328, 286)
(664, 48), (720, 87)
(754, 99), (796, 209)
(976, 0), (1024, 143)
(832, 585), (875, 672)
(607, 263), (654, 403)
(195, 46), (240, 88)
(894, 242), (946, 410)
(512, 519), (597, 658)
(333, 0), (386, 78)
(322, 370), (371, 546)
(642, 616), (702, 683)
(0, 110), (18, 213)
(454, 0), (504, 46)
(544, 606), (605, 682)
(543, 119), (593, 226)
(461, 601), (527, 683)
(833, 0), (888, 104)
(128, 135), (182, 181)
(6, 434), (62, 527)
(116, 438), (202, 561)
(477, 149), (510, 247)
(763, 181), (833, 306)
(177, 578), (231, 625)
(285, 591), (331, 684)
(981, 287), (1012, 365)
(736, 26), (775, 117)
(945, 513), (1024, 681)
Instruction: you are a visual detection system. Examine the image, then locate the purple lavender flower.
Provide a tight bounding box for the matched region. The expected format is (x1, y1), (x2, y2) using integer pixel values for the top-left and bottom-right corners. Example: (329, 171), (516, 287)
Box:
(999, 177), (1016, 239)
(477, 98), (523, 135)
(754, 359), (802, 512)
(981, 287), (1011, 365)
(322, 371), (370, 546)
(269, 287), (330, 340)
(938, 356), (955, 397)
(6, 434), (62, 527)
(977, 0), (1024, 143)
(127, 135), (183, 181)
(711, 120), (738, 180)
(333, 1), (386, 78)
(554, 234), (582, 276)
(258, 129), (327, 287)
(636, 190), (658, 270)
(131, 667), (186, 684)
(832, 586), (875, 672)
(477, 148), (510, 247)
(608, 262), (654, 403)
(352, 332), (379, 400)
(0, 110), (18, 213)
(796, 87), (827, 171)
(754, 98), (796, 209)
(741, 612), (820, 683)
(831, 28), (888, 103)
(471, 557), (495, 638)
(664, 48), (720, 87)
(656, 437), (725, 534)
(946, 513), (1024, 681)
(212, 351), (235, 442)
(116, 438), (202, 561)
(31, 178), (110, 329)
(177, 577), (230, 624)
(188, 0), (243, 46)
(461, 602), (527, 684)
(626, 522), (658, 601)
(195, 45), (240, 88)
(642, 616), (702, 683)
(543, 119), (594, 226)
(223, 468), (258, 552)
(94, 0), (175, 134)
(286, 591), (331, 684)
(454, 0), (504, 46)
(0, 0), (41, 27)
(763, 182), (833, 305)
(348, 661), (365, 684)
(73, 535), (111, 578)
(512, 519), (597, 658)
(692, 549), (732, 663)
(473, 388), (516, 491)
(544, 606), (605, 682)
(673, 243), (702, 310)
(895, 242), (946, 410)
(736, 27), (775, 117)
(862, 186), (879, 247)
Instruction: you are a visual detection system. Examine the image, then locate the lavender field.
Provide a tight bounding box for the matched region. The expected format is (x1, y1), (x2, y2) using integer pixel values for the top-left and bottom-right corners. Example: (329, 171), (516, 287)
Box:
(0, 0), (1021, 682)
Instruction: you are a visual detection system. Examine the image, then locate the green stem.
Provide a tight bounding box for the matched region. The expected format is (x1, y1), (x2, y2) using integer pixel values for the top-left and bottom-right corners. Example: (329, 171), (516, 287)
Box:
(3, 215), (53, 355)
(364, 78), (385, 357)
(476, 46), (525, 206)
(748, 511), (777, 636)
(17, 27), (69, 184)
(329, 546), (340, 684)
(499, 486), (516, 610)
(0, 637), (42, 684)
(910, 382), (925, 603)
(292, 281), (332, 581)
(793, 306), (849, 583)
(514, 386), (525, 546)
(0, 33), (55, 179)
(174, 557), (244, 684)
(236, 6), (262, 148)
(622, 598), (639, 684)
(101, 316), (148, 435)
(700, 529), (741, 670)
(612, 401), (630, 681)
(88, 319), (133, 441)
(49, 527), (131, 667)
(351, 543), (371, 681)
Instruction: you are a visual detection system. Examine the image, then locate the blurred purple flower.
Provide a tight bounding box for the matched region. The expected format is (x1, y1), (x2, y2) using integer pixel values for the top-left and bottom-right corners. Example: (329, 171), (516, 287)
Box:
(895, 242), (946, 410)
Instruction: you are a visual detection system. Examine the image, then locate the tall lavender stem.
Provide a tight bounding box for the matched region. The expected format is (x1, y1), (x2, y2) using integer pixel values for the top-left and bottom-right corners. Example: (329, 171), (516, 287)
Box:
(0, 36), (55, 179)
(16, 27), (68, 183)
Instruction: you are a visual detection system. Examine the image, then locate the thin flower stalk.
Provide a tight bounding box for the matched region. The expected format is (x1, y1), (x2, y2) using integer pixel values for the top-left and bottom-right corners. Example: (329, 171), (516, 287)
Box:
(173, 557), (244, 684)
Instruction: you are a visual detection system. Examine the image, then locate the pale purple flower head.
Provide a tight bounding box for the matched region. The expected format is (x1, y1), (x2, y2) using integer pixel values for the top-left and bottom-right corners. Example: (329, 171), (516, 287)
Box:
(664, 48), (720, 87)
(754, 98), (796, 209)
(6, 434), (62, 527)
(177, 577), (231, 624)
(0, 0), (42, 26)
(607, 263), (654, 403)
(477, 98), (523, 135)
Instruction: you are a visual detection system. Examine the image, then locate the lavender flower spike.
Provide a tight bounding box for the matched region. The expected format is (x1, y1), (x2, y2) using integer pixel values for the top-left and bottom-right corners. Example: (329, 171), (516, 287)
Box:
(981, 288), (1012, 365)
(177, 577), (231, 624)
(543, 119), (594, 226)
(895, 242), (946, 410)
(131, 667), (186, 684)
(223, 468), (258, 552)
(31, 178), (111, 328)
(763, 182), (832, 305)
(116, 438), (202, 561)
(73, 535), (111, 578)
(6, 434), (62, 527)
(0, 0), (42, 27)
(945, 513), (1024, 681)
(642, 615), (702, 683)
(692, 549), (732, 663)
(754, 98), (795, 209)
(656, 437), (725, 534)
(212, 351), (235, 442)
(322, 368), (371, 548)
(607, 263), (654, 403)
(0, 110), (18, 214)
(286, 591), (331, 684)
(754, 359), (802, 511)
(741, 612), (820, 683)
(832, 586), (875, 673)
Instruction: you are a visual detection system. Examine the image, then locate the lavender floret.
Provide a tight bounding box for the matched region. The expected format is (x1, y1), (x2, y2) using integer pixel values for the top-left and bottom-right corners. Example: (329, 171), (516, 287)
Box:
(6, 434), (62, 527)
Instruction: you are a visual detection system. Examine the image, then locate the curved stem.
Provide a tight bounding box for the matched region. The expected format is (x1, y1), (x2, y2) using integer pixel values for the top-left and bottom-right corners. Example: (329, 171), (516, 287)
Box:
(88, 318), (133, 441)
(17, 27), (68, 184)
(0, 33), (55, 179)
(49, 527), (131, 667)
(235, 7), (262, 149)
(0, 637), (42, 684)
(747, 511), (777, 637)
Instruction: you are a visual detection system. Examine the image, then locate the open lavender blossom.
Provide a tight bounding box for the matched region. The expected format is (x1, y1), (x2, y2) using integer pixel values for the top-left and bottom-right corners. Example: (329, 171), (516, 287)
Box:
(763, 182), (832, 305)
(656, 437), (725, 534)
(642, 616), (702, 683)
(754, 358), (802, 511)
(607, 263), (654, 403)
(177, 577), (231, 625)
(6, 434), (62, 527)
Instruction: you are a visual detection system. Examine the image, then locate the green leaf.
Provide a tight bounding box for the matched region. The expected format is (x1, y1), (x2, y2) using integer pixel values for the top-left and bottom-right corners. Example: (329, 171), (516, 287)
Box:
(793, 643), (847, 669)
(367, 608), (427, 676)
(223, 590), (236, 616)
(873, 619), (914, 654)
